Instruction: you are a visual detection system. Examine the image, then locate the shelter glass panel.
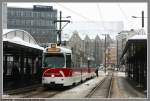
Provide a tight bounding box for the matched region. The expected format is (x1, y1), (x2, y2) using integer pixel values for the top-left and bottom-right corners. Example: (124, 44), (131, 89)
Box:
(16, 31), (23, 39)
(7, 32), (15, 39)
(24, 33), (30, 43)
(30, 39), (35, 44)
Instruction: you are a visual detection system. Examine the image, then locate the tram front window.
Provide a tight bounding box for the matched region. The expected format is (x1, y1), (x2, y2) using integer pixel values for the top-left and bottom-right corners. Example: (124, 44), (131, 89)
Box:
(44, 53), (65, 68)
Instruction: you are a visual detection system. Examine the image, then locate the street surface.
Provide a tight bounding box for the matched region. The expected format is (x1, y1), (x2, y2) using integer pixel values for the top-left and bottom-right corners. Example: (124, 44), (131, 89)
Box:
(2, 70), (146, 99)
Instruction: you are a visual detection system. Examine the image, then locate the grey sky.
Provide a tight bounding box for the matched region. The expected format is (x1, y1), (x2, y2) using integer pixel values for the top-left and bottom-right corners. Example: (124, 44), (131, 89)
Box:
(7, 2), (147, 39)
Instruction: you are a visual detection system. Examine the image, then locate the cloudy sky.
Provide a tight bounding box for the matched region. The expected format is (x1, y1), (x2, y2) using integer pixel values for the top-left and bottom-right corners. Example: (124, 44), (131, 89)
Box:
(8, 2), (147, 39)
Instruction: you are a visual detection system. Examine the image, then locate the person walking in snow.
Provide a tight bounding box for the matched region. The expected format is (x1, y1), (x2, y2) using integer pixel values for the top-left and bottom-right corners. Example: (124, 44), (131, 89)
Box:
(95, 65), (99, 77)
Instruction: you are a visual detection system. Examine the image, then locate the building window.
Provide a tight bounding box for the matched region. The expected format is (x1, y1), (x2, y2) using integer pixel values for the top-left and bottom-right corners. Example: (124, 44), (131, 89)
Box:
(17, 10), (20, 16)
(37, 12), (41, 18)
(10, 10), (14, 16)
(20, 20), (24, 26)
(20, 11), (23, 16)
(16, 20), (19, 26)
(46, 13), (49, 18)
(41, 12), (45, 18)
(31, 20), (33, 26)
(25, 11), (28, 17)
(25, 20), (30, 26)
(11, 19), (16, 25)
(31, 12), (33, 17)
(43, 20), (47, 26)
(50, 13), (53, 18)
(23, 11), (26, 17)
(6, 56), (13, 76)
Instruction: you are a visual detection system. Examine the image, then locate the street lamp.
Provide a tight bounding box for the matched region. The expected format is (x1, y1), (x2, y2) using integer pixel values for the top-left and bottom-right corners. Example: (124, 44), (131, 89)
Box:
(66, 16), (71, 18)
(132, 11), (147, 28)
(87, 57), (90, 73)
(132, 16), (147, 18)
(132, 16), (139, 18)
(102, 34), (107, 74)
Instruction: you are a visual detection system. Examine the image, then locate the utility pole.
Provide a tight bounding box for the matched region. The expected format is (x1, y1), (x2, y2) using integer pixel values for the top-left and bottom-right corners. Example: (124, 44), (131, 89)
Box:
(116, 39), (118, 71)
(142, 10), (144, 28)
(54, 11), (70, 46)
(104, 34), (107, 73)
(59, 11), (62, 45)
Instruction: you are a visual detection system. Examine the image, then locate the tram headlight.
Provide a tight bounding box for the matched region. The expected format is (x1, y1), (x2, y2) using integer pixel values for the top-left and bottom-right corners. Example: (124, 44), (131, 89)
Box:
(51, 74), (55, 77)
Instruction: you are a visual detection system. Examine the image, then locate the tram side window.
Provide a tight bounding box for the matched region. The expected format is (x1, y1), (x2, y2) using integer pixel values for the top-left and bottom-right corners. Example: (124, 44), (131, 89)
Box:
(66, 54), (71, 68)
(6, 56), (13, 76)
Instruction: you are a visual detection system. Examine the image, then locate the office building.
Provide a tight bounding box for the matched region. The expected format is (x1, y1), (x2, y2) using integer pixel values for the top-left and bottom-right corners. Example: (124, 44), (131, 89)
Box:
(7, 5), (57, 44)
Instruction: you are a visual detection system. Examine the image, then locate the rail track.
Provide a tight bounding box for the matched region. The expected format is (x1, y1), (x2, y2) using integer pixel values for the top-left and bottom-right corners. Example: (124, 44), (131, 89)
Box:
(23, 89), (61, 98)
(86, 71), (113, 98)
(3, 85), (69, 98)
(4, 84), (42, 95)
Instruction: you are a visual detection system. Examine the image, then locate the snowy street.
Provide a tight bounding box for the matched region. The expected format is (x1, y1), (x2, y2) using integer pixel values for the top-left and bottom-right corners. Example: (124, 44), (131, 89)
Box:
(52, 70), (146, 99)
(3, 70), (146, 99)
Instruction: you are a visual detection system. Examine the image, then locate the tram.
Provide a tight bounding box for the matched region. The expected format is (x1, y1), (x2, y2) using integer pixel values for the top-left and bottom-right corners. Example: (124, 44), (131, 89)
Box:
(42, 43), (96, 87)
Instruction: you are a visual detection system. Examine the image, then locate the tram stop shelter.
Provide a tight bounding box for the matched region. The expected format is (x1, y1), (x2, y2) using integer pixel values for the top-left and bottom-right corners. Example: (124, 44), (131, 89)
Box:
(3, 29), (44, 90)
(120, 34), (147, 90)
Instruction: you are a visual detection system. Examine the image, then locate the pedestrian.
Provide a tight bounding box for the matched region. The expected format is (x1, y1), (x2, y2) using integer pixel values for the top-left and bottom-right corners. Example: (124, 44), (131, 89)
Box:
(95, 65), (99, 77)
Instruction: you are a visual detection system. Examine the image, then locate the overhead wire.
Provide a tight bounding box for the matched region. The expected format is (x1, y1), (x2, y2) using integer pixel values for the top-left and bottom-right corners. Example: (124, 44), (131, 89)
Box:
(96, 3), (106, 31)
(55, 3), (121, 37)
(96, 3), (114, 40)
(117, 3), (134, 29)
(55, 3), (96, 34)
(55, 3), (106, 36)
(56, 3), (94, 22)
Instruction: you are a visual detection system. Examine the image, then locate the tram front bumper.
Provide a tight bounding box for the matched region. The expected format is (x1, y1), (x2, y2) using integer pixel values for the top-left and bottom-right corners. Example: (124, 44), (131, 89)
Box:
(42, 77), (72, 86)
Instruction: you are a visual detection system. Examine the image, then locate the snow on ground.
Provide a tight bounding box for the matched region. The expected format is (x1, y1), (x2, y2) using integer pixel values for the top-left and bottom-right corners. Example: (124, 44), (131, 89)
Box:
(2, 95), (22, 99)
(52, 70), (106, 99)
(114, 71), (146, 98)
(117, 72), (126, 77)
(2, 70), (107, 99)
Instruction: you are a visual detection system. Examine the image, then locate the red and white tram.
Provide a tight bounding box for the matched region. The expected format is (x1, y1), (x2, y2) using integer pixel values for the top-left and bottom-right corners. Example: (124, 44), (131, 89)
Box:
(42, 43), (96, 87)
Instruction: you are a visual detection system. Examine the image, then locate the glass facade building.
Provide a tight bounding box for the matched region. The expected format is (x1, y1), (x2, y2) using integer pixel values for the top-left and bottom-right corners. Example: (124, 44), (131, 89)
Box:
(7, 5), (57, 44)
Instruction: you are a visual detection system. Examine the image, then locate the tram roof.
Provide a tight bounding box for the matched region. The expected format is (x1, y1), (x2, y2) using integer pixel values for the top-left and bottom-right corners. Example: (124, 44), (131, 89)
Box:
(2, 29), (44, 50)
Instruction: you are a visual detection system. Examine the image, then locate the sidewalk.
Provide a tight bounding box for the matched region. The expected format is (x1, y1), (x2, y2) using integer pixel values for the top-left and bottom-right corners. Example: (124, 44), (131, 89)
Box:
(115, 71), (146, 98)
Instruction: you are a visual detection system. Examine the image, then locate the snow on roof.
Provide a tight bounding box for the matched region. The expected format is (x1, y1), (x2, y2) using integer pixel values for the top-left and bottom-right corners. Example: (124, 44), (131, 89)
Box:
(3, 37), (44, 50)
(79, 34), (86, 40)
(3, 29), (16, 34)
(99, 35), (105, 39)
(80, 34), (105, 40)
(60, 47), (72, 53)
(3, 29), (37, 44)
(128, 35), (147, 40)
(3, 29), (44, 50)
